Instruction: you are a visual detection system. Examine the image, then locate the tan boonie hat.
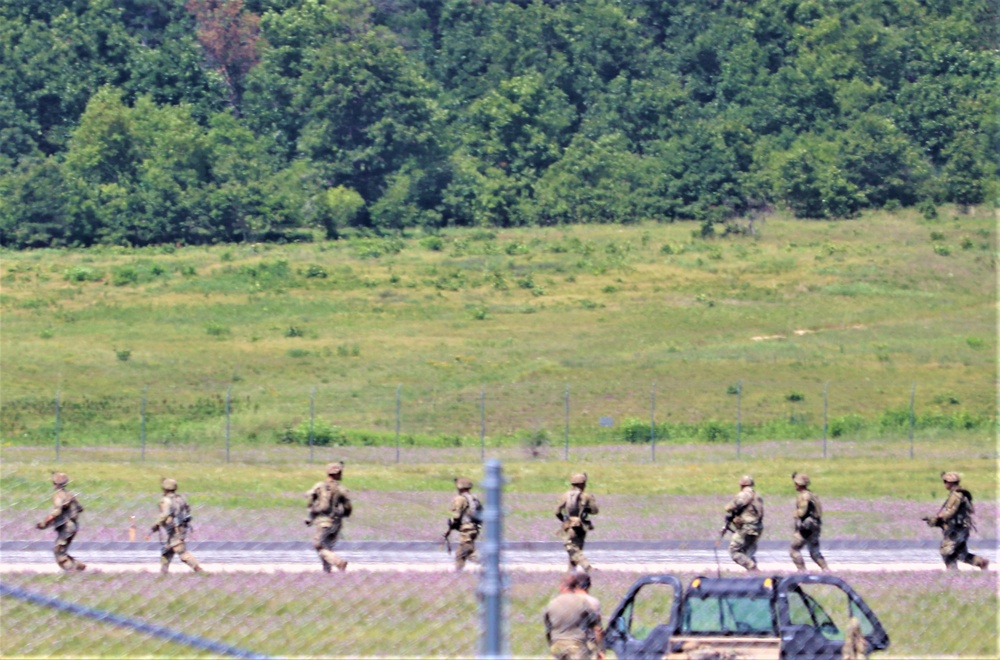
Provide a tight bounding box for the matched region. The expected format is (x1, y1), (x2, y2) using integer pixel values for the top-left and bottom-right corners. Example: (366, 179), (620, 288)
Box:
(326, 462), (344, 476)
(739, 475), (754, 487)
(161, 478), (178, 491)
(52, 472), (69, 486)
(792, 472), (810, 487)
(455, 477), (473, 490)
(570, 473), (587, 486)
(941, 471), (961, 483)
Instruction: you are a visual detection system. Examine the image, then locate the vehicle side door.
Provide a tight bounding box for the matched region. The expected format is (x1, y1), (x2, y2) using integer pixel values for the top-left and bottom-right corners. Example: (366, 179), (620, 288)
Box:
(776, 575), (890, 659)
(605, 575), (682, 660)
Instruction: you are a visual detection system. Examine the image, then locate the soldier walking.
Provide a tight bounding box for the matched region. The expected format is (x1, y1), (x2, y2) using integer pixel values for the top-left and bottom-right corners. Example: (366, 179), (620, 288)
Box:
(724, 475), (764, 572)
(555, 473), (599, 573)
(36, 472), (86, 571)
(923, 471), (989, 571)
(789, 472), (828, 572)
(447, 477), (483, 571)
(305, 461), (352, 572)
(150, 478), (203, 574)
(543, 573), (603, 660)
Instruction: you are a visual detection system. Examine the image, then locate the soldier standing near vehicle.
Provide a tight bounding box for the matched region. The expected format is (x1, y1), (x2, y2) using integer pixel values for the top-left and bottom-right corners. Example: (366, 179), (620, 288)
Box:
(555, 473), (599, 573)
(36, 472), (86, 571)
(789, 472), (828, 572)
(150, 478), (203, 574)
(723, 475), (764, 572)
(447, 477), (483, 571)
(923, 471), (989, 571)
(574, 573), (604, 659)
(305, 461), (352, 572)
(543, 573), (603, 660)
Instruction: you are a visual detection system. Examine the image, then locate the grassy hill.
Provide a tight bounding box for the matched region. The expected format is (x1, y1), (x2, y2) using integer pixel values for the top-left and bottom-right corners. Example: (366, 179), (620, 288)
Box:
(0, 208), (995, 451)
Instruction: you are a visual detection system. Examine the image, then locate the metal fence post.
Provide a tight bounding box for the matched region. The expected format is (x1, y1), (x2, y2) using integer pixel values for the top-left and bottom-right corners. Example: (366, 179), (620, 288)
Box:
(395, 384), (402, 464)
(225, 384), (232, 463)
(309, 386), (316, 464)
(480, 387), (486, 462)
(650, 381), (657, 462)
(479, 459), (508, 659)
(564, 385), (570, 461)
(822, 382), (828, 459)
(141, 386), (148, 462)
(54, 388), (61, 461)
(735, 380), (743, 457)
(909, 383), (916, 459)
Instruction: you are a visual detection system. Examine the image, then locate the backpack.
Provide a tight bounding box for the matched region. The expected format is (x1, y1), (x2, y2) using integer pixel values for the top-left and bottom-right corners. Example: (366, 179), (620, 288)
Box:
(464, 493), (484, 525)
(170, 493), (193, 527)
(65, 493), (84, 520)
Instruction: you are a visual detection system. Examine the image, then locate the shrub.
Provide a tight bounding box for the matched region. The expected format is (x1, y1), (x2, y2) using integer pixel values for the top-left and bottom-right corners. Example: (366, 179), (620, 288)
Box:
(829, 414), (866, 438)
(277, 419), (349, 446)
(699, 420), (732, 442)
(519, 429), (551, 458)
(64, 266), (102, 282)
(206, 323), (230, 337)
(304, 264), (328, 278)
(420, 236), (444, 251)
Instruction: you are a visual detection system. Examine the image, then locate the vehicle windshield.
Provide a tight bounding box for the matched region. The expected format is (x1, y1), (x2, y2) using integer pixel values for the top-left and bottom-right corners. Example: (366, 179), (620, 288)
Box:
(681, 594), (775, 635)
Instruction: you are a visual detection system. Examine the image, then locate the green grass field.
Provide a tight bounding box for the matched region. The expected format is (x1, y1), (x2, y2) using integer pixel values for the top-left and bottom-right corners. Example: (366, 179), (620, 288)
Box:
(1, 208), (995, 450)
(1, 571), (995, 658)
(1, 208), (996, 658)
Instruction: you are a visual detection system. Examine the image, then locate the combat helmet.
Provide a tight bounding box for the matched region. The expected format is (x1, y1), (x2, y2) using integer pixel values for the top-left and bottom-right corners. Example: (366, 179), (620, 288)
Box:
(570, 473), (588, 486)
(51, 472), (69, 487)
(941, 471), (961, 484)
(326, 461), (344, 477)
(455, 477), (473, 490)
(791, 472), (810, 487)
(161, 478), (178, 491)
(739, 475), (754, 487)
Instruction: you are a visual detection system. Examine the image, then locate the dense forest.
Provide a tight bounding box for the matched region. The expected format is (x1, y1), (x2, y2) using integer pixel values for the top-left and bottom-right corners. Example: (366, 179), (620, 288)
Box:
(1, 0), (996, 247)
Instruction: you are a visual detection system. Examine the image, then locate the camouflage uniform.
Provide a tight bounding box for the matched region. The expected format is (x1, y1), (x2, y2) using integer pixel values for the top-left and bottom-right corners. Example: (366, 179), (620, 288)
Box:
(543, 579), (601, 660)
(841, 616), (869, 660)
(789, 473), (828, 572)
(724, 475), (764, 572)
(36, 473), (86, 571)
(306, 462), (352, 572)
(555, 474), (599, 573)
(151, 478), (202, 574)
(925, 472), (989, 571)
(448, 477), (481, 571)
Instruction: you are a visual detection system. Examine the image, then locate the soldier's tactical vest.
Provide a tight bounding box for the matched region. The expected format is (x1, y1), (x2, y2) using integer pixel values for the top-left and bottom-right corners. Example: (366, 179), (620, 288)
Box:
(946, 490), (974, 531)
(310, 482), (346, 518)
(55, 491), (83, 527)
(168, 493), (192, 528)
(800, 492), (822, 535)
(461, 493), (484, 525)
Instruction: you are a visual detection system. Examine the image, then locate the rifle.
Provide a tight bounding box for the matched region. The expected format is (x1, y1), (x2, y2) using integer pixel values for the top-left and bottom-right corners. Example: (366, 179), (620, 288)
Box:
(714, 520), (732, 578)
(442, 529), (453, 554)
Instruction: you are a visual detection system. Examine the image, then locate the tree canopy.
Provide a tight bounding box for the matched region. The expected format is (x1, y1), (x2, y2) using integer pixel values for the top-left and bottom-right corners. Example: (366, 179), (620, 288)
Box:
(1, 0), (996, 247)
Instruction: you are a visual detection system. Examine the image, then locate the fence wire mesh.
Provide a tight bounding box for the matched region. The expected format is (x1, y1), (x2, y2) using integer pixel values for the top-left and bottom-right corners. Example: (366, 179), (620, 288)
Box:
(1, 452), (997, 659)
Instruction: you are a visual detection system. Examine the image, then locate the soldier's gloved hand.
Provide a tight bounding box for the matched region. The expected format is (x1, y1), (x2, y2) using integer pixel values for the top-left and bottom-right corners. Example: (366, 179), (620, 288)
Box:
(36, 521), (46, 529)
(150, 525), (159, 534)
(304, 518), (312, 526)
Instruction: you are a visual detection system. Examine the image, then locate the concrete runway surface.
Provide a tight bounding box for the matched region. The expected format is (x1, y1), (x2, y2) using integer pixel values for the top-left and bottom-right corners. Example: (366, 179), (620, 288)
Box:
(2, 539), (995, 573)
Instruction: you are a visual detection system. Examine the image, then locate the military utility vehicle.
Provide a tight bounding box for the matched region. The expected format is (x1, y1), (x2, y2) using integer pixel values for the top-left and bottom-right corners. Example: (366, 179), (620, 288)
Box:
(605, 574), (889, 659)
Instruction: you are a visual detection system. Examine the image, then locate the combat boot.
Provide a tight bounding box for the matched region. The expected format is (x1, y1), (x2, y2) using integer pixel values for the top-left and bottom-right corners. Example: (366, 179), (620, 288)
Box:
(336, 559), (348, 572)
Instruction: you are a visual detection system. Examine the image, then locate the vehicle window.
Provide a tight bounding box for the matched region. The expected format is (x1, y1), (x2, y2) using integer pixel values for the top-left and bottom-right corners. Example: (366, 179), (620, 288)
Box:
(683, 596), (773, 635)
(850, 600), (877, 637)
(787, 590), (814, 627)
(796, 584), (852, 641)
(627, 582), (678, 641)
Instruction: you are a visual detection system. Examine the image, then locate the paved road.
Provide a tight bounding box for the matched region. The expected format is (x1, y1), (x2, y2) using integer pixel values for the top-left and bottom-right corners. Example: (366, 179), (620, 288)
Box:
(3, 540), (994, 573)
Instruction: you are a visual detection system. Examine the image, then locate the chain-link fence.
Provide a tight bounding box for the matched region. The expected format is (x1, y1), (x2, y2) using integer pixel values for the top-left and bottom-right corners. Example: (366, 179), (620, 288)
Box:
(2, 456), (997, 658)
(2, 379), (993, 465)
